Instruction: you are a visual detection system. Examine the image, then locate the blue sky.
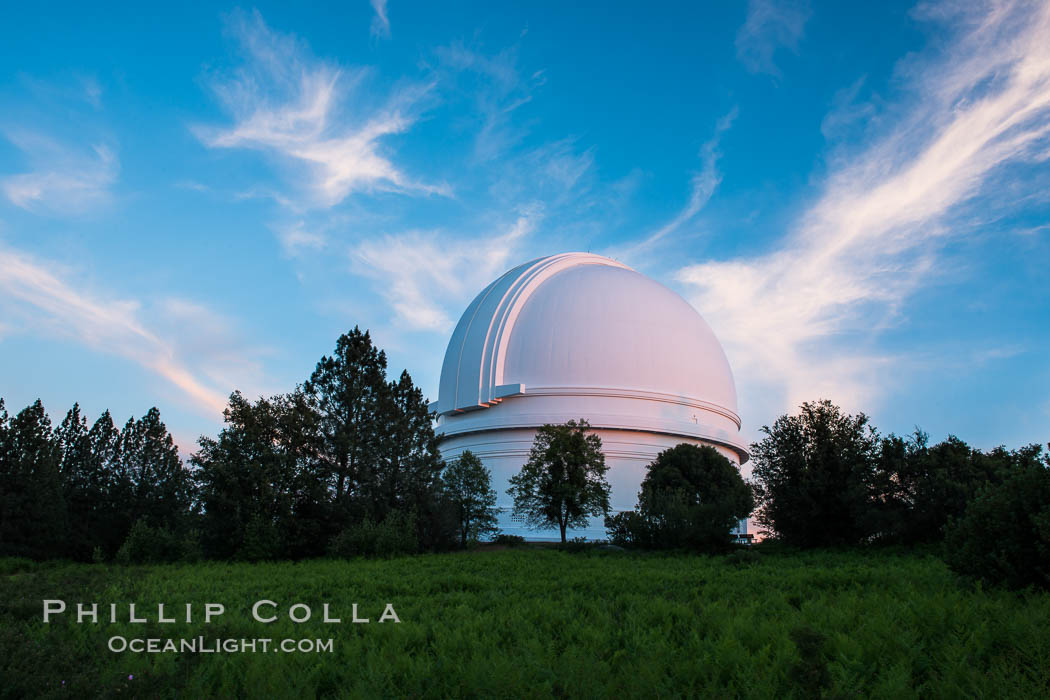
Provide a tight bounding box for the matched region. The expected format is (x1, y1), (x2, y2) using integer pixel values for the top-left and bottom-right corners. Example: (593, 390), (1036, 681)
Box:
(1, 0), (1048, 459)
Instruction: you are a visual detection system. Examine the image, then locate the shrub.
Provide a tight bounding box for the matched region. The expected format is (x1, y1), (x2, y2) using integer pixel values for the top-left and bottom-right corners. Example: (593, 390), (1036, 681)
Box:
(0, 557), (36, 575)
(180, 529), (204, 563)
(726, 548), (761, 567)
(556, 536), (598, 553)
(328, 510), (418, 558)
(944, 460), (1050, 590)
(604, 511), (650, 547)
(239, 516), (282, 562)
(115, 520), (181, 564)
(415, 491), (461, 552)
(492, 534), (526, 547)
(328, 520), (374, 558)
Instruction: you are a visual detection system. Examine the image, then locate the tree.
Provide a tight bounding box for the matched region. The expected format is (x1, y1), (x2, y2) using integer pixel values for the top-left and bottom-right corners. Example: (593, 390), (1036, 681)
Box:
(304, 327), (390, 526)
(944, 445), (1050, 590)
(507, 419), (610, 543)
(376, 370), (444, 519)
(750, 400), (880, 547)
(192, 390), (322, 560)
(871, 431), (1007, 544)
(85, 410), (125, 557)
(444, 450), (499, 546)
(628, 444), (753, 552)
(56, 403), (102, 559)
(303, 328), (447, 550)
(118, 407), (193, 533)
(0, 400), (67, 558)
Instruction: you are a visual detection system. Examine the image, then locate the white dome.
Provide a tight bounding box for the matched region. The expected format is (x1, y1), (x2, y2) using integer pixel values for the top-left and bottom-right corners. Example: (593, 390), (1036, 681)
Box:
(434, 252), (747, 462)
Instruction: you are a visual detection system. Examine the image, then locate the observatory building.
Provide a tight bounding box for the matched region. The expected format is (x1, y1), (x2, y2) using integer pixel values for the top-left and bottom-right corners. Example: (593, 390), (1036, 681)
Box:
(432, 252), (749, 540)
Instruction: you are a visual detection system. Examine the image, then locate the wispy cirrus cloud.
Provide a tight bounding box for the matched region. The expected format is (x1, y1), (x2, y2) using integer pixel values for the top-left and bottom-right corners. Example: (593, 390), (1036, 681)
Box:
(0, 246), (266, 417)
(434, 41), (547, 162)
(351, 206), (541, 331)
(680, 0), (1050, 418)
(196, 9), (443, 208)
(612, 107), (737, 264)
(735, 0), (811, 77)
(1, 131), (118, 215)
(370, 0), (391, 39)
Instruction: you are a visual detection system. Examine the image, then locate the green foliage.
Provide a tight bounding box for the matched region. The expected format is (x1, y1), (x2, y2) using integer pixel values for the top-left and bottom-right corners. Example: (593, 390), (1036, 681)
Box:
(443, 450), (500, 546)
(726, 547), (762, 567)
(508, 419), (611, 543)
(0, 399), (67, 559)
(617, 444), (753, 552)
(412, 486), (461, 553)
(192, 390), (322, 560)
(945, 449), (1050, 590)
(0, 556), (35, 575)
(2, 550), (1050, 697)
(0, 326), (449, 565)
(604, 509), (648, 547)
(115, 519), (182, 564)
(82, 409), (126, 557)
(239, 515), (283, 562)
(789, 626), (831, 696)
(750, 400), (881, 547)
(751, 401), (1040, 552)
(179, 529), (204, 563)
(874, 431), (1011, 544)
(304, 326), (394, 526)
(118, 407), (195, 531)
(380, 369), (445, 521)
(555, 535), (606, 553)
(328, 510), (419, 558)
(0, 398), (194, 562)
(299, 327), (445, 547)
(493, 533), (527, 547)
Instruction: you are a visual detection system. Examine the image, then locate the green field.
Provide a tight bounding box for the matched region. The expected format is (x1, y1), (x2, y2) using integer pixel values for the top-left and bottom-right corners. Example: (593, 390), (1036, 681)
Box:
(2, 548), (1048, 698)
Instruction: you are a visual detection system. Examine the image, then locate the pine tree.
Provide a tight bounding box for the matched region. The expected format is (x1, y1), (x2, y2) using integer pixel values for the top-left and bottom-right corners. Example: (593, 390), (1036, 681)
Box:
(118, 408), (192, 533)
(380, 370), (443, 515)
(0, 400), (67, 558)
(86, 410), (125, 556)
(56, 403), (98, 559)
(304, 327), (389, 526)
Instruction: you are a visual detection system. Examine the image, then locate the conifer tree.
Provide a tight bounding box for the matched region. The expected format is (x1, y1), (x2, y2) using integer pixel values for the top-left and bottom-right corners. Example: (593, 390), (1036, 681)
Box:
(0, 400), (67, 558)
(304, 327), (389, 526)
(86, 410), (124, 556)
(379, 369), (443, 516)
(56, 403), (99, 559)
(118, 408), (192, 533)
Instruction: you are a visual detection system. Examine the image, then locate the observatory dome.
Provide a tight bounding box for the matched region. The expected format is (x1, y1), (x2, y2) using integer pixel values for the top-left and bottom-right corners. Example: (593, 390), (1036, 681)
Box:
(433, 252), (748, 540)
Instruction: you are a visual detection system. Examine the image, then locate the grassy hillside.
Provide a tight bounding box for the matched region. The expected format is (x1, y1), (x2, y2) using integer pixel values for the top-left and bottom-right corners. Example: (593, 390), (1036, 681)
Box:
(2, 548), (1048, 698)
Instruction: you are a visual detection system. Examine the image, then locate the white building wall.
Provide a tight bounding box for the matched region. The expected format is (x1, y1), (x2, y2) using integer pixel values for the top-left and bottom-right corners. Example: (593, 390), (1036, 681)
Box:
(439, 427), (745, 541)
